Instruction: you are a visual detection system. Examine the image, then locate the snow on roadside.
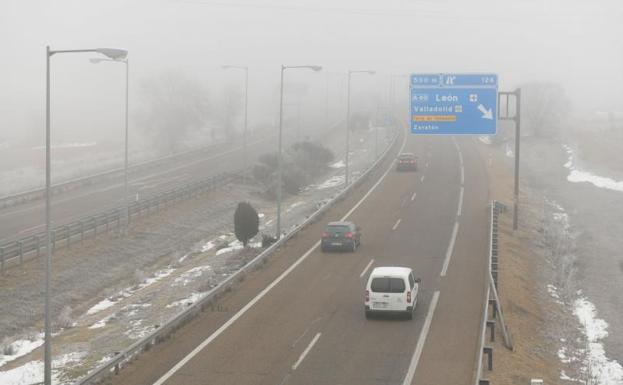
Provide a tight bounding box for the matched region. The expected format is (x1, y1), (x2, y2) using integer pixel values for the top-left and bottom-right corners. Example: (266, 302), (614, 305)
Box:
(85, 268), (176, 316)
(563, 144), (623, 193)
(315, 175), (344, 190)
(478, 136), (492, 145)
(545, 199), (623, 384)
(329, 160), (345, 169)
(173, 265), (212, 286)
(0, 334), (44, 368)
(166, 292), (206, 309)
(573, 297), (623, 384)
(0, 351), (86, 385)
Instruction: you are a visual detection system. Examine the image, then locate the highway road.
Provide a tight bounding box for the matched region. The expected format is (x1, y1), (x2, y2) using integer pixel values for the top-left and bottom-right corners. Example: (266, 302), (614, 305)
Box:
(105, 131), (490, 385)
(0, 122), (343, 243)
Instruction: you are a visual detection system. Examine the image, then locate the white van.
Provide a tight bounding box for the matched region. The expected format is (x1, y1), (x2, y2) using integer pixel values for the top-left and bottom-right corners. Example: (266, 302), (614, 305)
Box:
(364, 266), (420, 319)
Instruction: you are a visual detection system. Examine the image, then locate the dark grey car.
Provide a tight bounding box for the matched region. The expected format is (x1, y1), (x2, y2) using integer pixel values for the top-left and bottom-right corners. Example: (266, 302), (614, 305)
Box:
(321, 221), (361, 252)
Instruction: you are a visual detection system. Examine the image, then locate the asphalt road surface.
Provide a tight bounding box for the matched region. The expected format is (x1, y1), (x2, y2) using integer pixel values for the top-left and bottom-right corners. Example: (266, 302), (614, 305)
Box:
(0, 124), (338, 243)
(105, 132), (490, 385)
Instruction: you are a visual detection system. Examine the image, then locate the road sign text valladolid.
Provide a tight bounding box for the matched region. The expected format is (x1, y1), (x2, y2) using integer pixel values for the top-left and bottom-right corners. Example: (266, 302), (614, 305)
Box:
(410, 73), (498, 135)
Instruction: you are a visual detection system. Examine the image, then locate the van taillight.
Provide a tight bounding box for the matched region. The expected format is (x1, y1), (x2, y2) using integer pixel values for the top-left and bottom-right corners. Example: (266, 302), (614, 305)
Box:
(365, 290), (369, 302)
(322, 232), (329, 238)
(345, 232), (353, 238)
(407, 291), (412, 303)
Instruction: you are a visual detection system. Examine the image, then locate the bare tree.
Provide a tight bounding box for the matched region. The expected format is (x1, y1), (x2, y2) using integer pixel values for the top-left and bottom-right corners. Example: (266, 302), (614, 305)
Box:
(137, 71), (210, 154)
(519, 82), (571, 138)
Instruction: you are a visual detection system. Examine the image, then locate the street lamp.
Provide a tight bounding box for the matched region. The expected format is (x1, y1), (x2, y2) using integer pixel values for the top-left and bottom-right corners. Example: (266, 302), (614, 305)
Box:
(345, 69), (375, 186)
(221, 65), (249, 180)
(44, 46), (127, 385)
(276, 64), (322, 238)
(90, 57), (130, 230)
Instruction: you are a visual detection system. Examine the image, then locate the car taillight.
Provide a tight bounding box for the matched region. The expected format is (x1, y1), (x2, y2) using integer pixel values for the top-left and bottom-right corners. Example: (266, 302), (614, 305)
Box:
(345, 232), (353, 238)
(322, 232), (329, 238)
(411, 160), (416, 164)
(365, 290), (369, 302)
(407, 291), (412, 303)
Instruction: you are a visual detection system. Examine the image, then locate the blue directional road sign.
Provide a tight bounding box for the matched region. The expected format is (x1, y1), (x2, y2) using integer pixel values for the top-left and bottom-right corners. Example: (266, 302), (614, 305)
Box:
(410, 73), (498, 135)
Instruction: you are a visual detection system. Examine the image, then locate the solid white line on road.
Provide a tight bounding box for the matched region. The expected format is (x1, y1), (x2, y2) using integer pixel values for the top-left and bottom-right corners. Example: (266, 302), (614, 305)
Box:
(457, 186), (464, 217)
(151, 132), (408, 385)
(402, 290), (440, 385)
(292, 332), (322, 371)
(425, 162), (429, 168)
(360, 259), (375, 278)
(440, 221), (459, 277)
(420, 175), (425, 183)
(392, 218), (402, 231)
(460, 166), (465, 185)
(411, 192), (417, 201)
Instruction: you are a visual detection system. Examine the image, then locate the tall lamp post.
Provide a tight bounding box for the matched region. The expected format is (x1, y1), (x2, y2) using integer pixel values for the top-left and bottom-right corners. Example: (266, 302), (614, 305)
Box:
(221, 65), (249, 178)
(276, 65), (322, 238)
(345, 69), (375, 186)
(90, 57), (130, 228)
(44, 46), (127, 385)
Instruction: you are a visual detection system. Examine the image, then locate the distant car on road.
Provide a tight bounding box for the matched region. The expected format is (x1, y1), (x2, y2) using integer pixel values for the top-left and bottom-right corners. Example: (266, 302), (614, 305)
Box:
(321, 221), (361, 252)
(396, 153), (418, 171)
(364, 266), (420, 319)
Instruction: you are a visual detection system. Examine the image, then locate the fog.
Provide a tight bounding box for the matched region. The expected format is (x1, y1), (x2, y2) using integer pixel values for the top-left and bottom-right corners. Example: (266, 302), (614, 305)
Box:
(1, 0), (622, 149)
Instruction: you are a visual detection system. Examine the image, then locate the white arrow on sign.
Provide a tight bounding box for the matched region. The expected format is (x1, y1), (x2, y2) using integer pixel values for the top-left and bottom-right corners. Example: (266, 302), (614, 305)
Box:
(478, 104), (493, 120)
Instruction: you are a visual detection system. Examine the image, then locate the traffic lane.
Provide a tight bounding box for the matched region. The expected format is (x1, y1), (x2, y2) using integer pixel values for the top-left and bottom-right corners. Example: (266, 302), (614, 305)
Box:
(152, 136), (421, 385)
(286, 137), (462, 385)
(158, 135), (460, 385)
(0, 136), (269, 241)
(411, 137), (489, 385)
(0, 124), (332, 241)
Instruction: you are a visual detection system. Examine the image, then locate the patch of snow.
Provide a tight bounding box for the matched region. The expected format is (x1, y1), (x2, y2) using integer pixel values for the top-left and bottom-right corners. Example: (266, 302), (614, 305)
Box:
(505, 143), (514, 158)
(173, 265), (212, 286)
(166, 292), (206, 308)
(478, 136), (492, 145)
(201, 241), (215, 253)
(215, 242), (244, 256)
(0, 334), (44, 368)
(140, 268), (175, 288)
(124, 320), (154, 340)
(88, 314), (114, 329)
(563, 144), (623, 193)
(286, 201), (304, 213)
(316, 175), (344, 190)
(85, 268), (175, 317)
(329, 160), (345, 169)
(86, 298), (116, 316)
(573, 297), (623, 384)
(0, 351), (86, 385)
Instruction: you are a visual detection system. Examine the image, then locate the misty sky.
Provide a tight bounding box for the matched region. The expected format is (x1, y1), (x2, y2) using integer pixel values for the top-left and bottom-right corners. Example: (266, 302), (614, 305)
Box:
(1, 0), (622, 145)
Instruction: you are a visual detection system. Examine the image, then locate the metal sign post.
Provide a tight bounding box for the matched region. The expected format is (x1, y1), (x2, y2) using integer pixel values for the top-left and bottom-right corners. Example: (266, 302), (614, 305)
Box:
(498, 89), (522, 230)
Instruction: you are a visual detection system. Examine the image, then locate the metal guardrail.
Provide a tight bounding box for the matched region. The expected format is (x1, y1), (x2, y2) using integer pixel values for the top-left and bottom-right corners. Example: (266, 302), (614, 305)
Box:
(0, 173), (236, 273)
(475, 200), (512, 385)
(0, 138), (243, 210)
(75, 126), (400, 385)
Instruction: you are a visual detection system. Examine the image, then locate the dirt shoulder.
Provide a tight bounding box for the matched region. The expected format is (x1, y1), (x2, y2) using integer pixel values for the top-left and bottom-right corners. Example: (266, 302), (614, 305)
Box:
(476, 140), (564, 384)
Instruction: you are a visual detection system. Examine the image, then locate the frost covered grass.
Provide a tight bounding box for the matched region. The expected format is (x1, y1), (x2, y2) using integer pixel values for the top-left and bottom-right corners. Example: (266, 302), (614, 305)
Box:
(0, 351), (86, 385)
(541, 199), (623, 384)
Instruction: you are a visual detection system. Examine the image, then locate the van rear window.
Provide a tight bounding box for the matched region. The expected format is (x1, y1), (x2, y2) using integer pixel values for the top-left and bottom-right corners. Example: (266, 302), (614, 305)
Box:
(326, 225), (350, 233)
(370, 277), (406, 293)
